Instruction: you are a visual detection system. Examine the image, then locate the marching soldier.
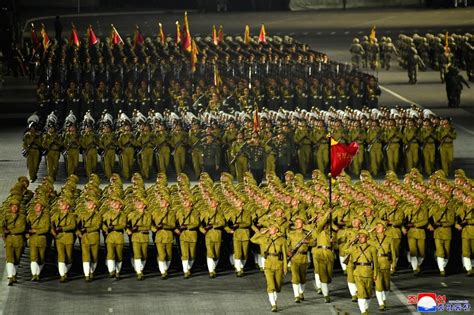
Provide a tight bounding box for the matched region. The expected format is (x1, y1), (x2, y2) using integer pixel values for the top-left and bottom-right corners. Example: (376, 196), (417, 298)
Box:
(136, 123), (155, 179)
(117, 122), (136, 180)
(245, 133), (265, 184)
(250, 225), (288, 312)
(2, 199), (26, 286)
(294, 121), (312, 176)
(200, 134), (221, 180)
(175, 197), (200, 278)
(382, 119), (402, 172)
(403, 195), (428, 275)
(170, 123), (188, 176)
(419, 119), (436, 175)
(80, 123), (99, 178)
(365, 77), (381, 108)
(63, 123), (81, 177)
(110, 81), (124, 117)
(346, 229), (379, 315)
(23, 122), (42, 182)
(371, 221), (394, 311)
(154, 122), (171, 175)
(152, 196), (175, 279)
(200, 198), (226, 278)
(455, 193), (474, 276)
(102, 196), (127, 279)
(402, 119), (420, 173)
(347, 121), (365, 176)
(269, 132), (293, 180)
(42, 123), (63, 180)
(77, 195), (102, 282)
(350, 38), (365, 69)
(51, 197), (77, 283)
(436, 118), (457, 176)
(26, 199), (50, 281)
(189, 121), (204, 178)
(230, 132), (249, 183)
(428, 193), (455, 276)
(98, 123), (116, 179)
(366, 120), (383, 176)
(225, 197), (252, 277)
(127, 196), (152, 280)
(287, 217), (313, 303)
(311, 120), (328, 173)
(137, 80), (151, 113)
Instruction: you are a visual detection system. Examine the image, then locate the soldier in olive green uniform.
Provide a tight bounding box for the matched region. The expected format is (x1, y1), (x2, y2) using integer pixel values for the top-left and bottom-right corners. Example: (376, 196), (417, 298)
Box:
(63, 124), (81, 177)
(170, 123), (188, 176)
(117, 123), (135, 180)
(366, 121), (383, 176)
(200, 135), (221, 180)
(222, 121), (238, 176)
(428, 194), (454, 276)
(3, 199), (26, 285)
(26, 199), (50, 281)
(225, 200), (252, 277)
(152, 197), (175, 279)
(200, 198), (226, 278)
(246, 134), (265, 184)
(175, 198), (200, 278)
(103, 197), (127, 279)
(127, 197), (152, 280)
(379, 197), (403, 273)
(77, 196), (102, 281)
(347, 121), (366, 176)
(251, 225), (288, 312)
(154, 123), (171, 175)
(436, 119), (456, 176)
(294, 122), (312, 176)
(455, 193), (474, 276)
(80, 124), (99, 178)
(311, 120), (328, 173)
(371, 221), (394, 311)
(42, 125), (63, 180)
(403, 196), (428, 275)
(343, 217), (363, 301)
(189, 122), (204, 178)
(419, 120), (436, 175)
(23, 123), (42, 182)
(346, 229), (379, 315)
(136, 124), (155, 179)
(287, 218), (313, 302)
(230, 133), (249, 183)
(382, 120), (402, 172)
(98, 124), (116, 179)
(402, 119), (420, 172)
(51, 198), (77, 283)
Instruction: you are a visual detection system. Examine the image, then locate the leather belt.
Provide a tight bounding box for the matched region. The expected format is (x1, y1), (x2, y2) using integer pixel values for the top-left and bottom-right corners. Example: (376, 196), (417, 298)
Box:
(354, 262), (372, 266)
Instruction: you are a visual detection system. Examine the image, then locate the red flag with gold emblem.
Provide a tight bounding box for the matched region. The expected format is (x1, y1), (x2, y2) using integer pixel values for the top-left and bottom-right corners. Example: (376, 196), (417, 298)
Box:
(212, 25), (218, 46)
(40, 24), (50, 49)
(31, 23), (40, 48)
(330, 138), (359, 177)
(191, 39), (199, 73)
(244, 25), (251, 46)
(159, 22), (165, 44)
(218, 25), (224, 44)
(69, 24), (80, 47)
(182, 12), (192, 52)
(369, 26), (376, 44)
(134, 25), (145, 47)
(258, 24), (266, 44)
(87, 25), (98, 47)
(175, 21), (182, 45)
(111, 24), (123, 45)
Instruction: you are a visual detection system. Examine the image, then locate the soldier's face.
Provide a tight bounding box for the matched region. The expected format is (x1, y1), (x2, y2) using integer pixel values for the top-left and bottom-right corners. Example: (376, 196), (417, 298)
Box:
(269, 226), (279, 235)
(10, 204), (19, 214)
(376, 224), (385, 234)
(295, 219), (303, 229)
(359, 234), (368, 243)
(352, 219), (361, 228)
(86, 200), (96, 211)
(34, 203), (43, 214)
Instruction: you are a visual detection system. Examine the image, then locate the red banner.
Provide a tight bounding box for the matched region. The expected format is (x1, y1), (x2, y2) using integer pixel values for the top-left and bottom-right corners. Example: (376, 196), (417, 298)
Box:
(331, 140), (359, 177)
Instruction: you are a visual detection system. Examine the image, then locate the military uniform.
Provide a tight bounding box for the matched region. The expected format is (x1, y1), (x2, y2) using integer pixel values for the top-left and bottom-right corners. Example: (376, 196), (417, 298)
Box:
(311, 126), (328, 173)
(63, 128), (81, 177)
(429, 199), (455, 276)
(382, 126), (402, 172)
(225, 204), (252, 276)
(117, 128), (135, 180)
(23, 128), (42, 182)
(370, 229), (393, 311)
(152, 203), (176, 278)
(170, 128), (188, 175)
(230, 140), (249, 183)
(287, 226), (313, 302)
(42, 128), (62, 180)
(294, 126), (312, 176)
(102, 202), (127, 278)
(455, 199), (474, 276)
(436, 124), (456, 176)
(77, 201), (102, 280)
(200, 203), (226, 277)
(419, 125), (436, 175)
(403, 200), (428, 274)
(136, 129), (155, 179)
(80, 129), (99, 178)
(175, 203), (200, 278)
(366, 126), (383, 176)
(128, 207), (152, 280)
(51, 205), (77, 282)
(26, 204), (50, 280)
(3, 201), (26, 285)
(98, 128), (116, 179)
(154, 128), (171, 174)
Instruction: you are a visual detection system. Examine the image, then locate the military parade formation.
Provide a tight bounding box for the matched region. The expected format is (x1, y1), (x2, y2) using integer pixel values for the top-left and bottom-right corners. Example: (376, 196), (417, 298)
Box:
(0, 168), (473, 313)
(2, 13), (472, 315)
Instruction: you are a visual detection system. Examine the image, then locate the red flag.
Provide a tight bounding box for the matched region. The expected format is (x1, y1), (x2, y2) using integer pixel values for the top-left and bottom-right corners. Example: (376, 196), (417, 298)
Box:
(134, 25), (144, 47)
(182, 11), (192, 52)
(175, 21), (182, 45)
(369, 26), (376, 44)
(218, 25), (224, 44)
(87, 25), (98, 47)
(191, 39), (199, 73)
(244, 25), (250, 45)
(31, 23), (40, 48)
(213, 65), (222, 89)
(111, 24), (123, 45)
(212, 25), (218, 46)
(258, 24), (266, 44)
(253, 109), (260, 133)
(158, 22), (165, 44)
(330, 138), (359, 177)
(40, 24), (50, 49)
(444, 32), (450, 56)
(69, 24), (80, 47)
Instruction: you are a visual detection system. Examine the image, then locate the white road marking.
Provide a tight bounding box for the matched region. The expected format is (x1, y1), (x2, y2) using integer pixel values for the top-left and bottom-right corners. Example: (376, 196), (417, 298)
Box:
(344, 31), (349, 35)
(380, 85), (474, 136)
(441, 282), (448, 287)
(303, 32), (308, 35)
(330, 31), (336, 35)
(317, 31), (322, 35)
(109, 308), (113, 313)
(391, 281), (417, 315)
(108, 287), (112, 292)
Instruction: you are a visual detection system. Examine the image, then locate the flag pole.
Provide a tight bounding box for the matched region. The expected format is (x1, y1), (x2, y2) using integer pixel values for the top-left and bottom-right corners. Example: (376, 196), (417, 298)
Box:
(327, 133), (332, 240)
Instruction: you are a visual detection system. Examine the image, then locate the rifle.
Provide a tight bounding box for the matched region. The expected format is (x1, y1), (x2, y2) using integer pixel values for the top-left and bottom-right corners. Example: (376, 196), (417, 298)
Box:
(230, 141), (249, 164)
(288, 228), (315, 261)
